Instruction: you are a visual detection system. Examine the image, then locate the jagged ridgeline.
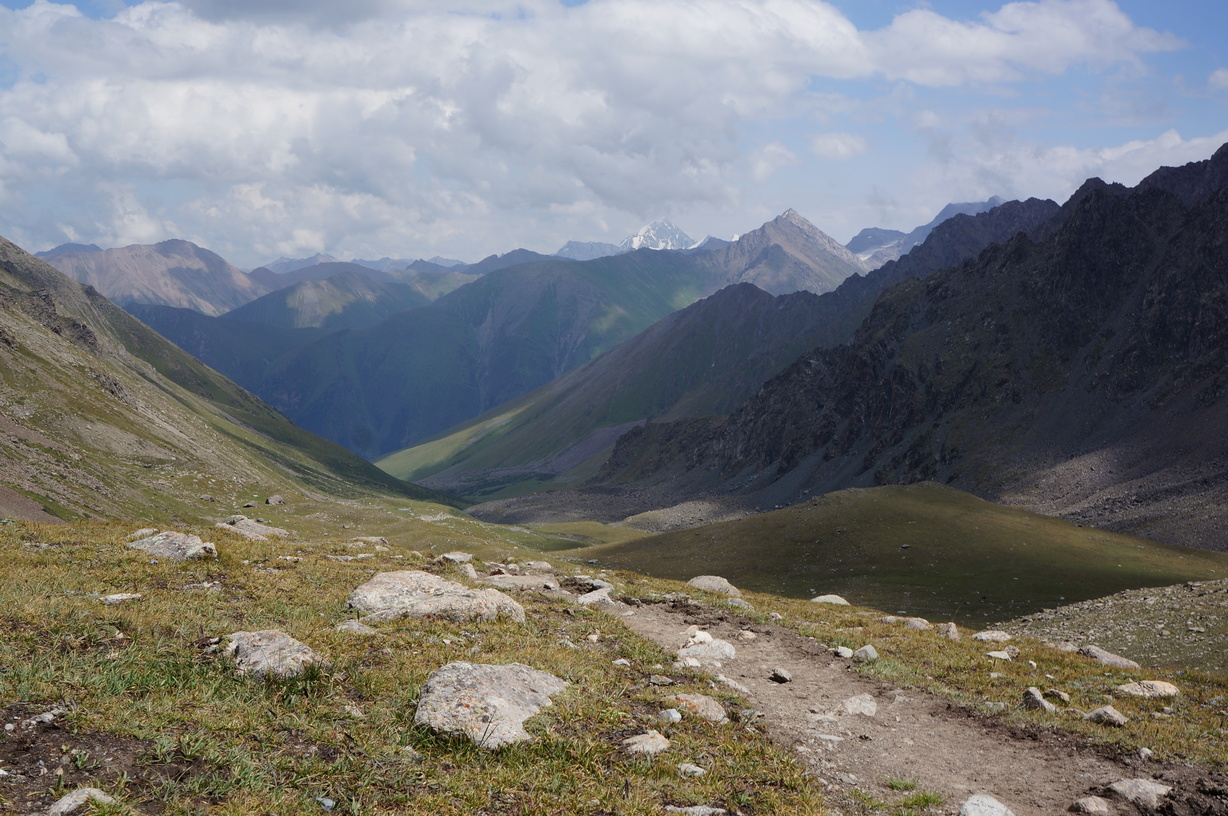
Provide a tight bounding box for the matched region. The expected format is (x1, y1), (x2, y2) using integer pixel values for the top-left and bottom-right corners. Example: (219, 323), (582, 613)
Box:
(0, 238), (436, 522)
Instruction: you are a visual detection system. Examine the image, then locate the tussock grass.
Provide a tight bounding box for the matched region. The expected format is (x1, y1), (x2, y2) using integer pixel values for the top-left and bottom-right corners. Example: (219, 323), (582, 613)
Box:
(0, 518), (822, 815)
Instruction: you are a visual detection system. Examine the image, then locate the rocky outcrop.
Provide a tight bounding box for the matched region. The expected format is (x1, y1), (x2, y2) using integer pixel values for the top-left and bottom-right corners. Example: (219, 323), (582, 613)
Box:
(127, 531), (217, 561)
(347, 571), (525, 624)
(413, 662), (567, 749)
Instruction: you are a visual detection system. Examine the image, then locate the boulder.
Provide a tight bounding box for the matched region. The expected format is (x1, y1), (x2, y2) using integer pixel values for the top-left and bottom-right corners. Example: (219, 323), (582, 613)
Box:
(479, 573), (560, 592)
(623, 729), (670, 754)
(226, 630), (328, 679)
(1109, 778), (1172, 810)
(413, 662), (567, 749)
(840, 693), (877, 717)
(1078, 645), (1140, 670)
(265, 494), (286, 505)
(1022, 687), (1057, 713)
(677, 634), (736, 665)
(832, 646), (854, 658)
(128, 531), (216, 561)
(1085, 705), (1129, 727)
(769, 667), (792, 684)
(686, 575), (741, 597)
(972, 630), (1013, 643)
(1070, 796), (1111, 814)
(852, 644), (878, 661)
(46, 788), (116, 816)
(1116, 681), (1179, 698)
(811, 594), (850, 605)
(958, 794), (1015, 816)
(670, 693), (728, 723)
(348, 571), (525, 624)
(336, 619), (378, 635)
(438, 551), (473, 563)
(938, 622), (960, 640)
(216, 515), (289, 540)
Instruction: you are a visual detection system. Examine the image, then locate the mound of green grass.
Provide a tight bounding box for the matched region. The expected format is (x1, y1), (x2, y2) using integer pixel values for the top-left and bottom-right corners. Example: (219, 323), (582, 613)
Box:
(579, 483), (1228, 626)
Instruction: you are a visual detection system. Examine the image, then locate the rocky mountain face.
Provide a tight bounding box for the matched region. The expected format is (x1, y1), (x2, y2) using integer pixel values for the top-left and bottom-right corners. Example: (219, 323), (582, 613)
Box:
(594, 145), (1228, 550)
(39, 239), (272, 316)
(0, 236), (425, 522)
(555, 240), (622, 261)
(694, 209), (868, 296)
(619, 217), (695, 252)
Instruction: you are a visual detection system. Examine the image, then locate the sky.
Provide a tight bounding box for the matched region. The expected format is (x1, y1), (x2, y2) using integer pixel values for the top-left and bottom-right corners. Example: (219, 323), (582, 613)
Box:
(0, 0), (1225, 267)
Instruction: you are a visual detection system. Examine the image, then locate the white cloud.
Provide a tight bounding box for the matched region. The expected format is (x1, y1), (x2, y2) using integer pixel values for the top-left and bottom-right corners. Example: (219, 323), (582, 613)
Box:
(810, 132), (868, 161)
(0, 0), (1204, 263)
(1210, 68), (1228, 92)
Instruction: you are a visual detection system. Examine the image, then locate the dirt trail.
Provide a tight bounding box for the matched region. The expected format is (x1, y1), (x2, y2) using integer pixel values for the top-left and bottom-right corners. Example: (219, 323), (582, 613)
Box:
(616, 598), (1168, 816)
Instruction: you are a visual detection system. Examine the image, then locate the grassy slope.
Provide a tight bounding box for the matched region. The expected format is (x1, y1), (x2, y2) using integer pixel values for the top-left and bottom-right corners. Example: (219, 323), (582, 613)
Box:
(578, 483), (1228, 626)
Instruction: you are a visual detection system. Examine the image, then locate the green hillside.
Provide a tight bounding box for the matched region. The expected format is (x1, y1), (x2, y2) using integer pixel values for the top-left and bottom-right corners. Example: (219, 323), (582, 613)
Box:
(576, 483), (1228, 626)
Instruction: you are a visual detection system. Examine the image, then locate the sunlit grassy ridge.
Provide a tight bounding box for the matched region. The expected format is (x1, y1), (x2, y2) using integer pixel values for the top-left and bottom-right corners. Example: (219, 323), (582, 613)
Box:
(574, 483), (1228, 626)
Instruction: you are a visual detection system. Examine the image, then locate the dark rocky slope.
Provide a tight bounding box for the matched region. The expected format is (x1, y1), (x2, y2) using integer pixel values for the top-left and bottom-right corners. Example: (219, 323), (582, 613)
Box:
(592, 146), (1228, 550)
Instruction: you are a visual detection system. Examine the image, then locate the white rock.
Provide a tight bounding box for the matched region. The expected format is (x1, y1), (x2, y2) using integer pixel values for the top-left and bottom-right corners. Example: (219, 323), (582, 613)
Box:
(677, 638), (736, 665)
(216, 515), (288, 540)
(840, 693), (877, 717)
(852, 645), (878, 661)
(414, 662), (567, 749)
(833, 646), (854, 659)
(1079, 645), (1140, 670)
(810, 594), (850, 605)
(46, 787), (116, 816)
(576, 587), (614, 606)
(664, 807), (726, 816)
(348, 571), (525, 624)
(336, 619), (378, 635)
(439, 551), (473, 563)
(1086, 705), (1129, 727)
(128, 531), (216, 561)
(126, 528), (157, 540)
(623, 729), (670, 754)
(226, 630), (329, 679)
(678, 762), (707, 778)
(972, 630), (1013, 643)
(1109, 778), (1172, 809)
(99, 593), (142, 605)
(1116, 681), (1179, 698)
(958, 794), (1015, 816)
(458, 563), (479, 580)
(659, 709), (682, 723)
(938, 622), (960, 639)
(670, 693), (728, 723)
(686, 575), (741, 597)
(1070, 796), (1111, 814)
(987, 650), (1013, 661)
(1022, 687), (1057, 713)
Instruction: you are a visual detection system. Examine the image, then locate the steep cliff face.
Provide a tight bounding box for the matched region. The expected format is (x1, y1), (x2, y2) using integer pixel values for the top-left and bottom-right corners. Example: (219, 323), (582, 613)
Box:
(596, 146), (1228, 548)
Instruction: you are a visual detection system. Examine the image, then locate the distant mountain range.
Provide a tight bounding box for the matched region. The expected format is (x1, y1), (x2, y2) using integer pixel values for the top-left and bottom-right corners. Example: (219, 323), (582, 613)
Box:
(846, 197), (1005, 269)
(572, 145), (1228, 550)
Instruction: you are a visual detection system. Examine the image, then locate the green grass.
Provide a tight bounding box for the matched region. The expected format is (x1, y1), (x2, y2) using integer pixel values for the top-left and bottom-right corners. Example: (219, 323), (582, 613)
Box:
(0, 517), (822, 816)
(576, 483), (1228, 626)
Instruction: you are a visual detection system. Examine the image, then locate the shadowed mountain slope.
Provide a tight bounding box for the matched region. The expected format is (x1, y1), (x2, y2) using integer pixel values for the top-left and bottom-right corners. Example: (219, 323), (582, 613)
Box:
(591, 145), (1228, 550)
(0, 236), (431, 521)
(222, 270), (429, 329)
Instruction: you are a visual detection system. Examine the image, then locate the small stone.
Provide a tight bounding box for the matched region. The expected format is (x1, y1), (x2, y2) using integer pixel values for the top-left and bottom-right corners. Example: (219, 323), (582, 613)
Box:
(664, 807), (726, 816)
(677, 637), (736, 665)
(769, 667), (792, 683)
(46, 787), (116, 816)
(1070, 796), (1111, 814)
(612, 658), (631, 667)
(811, 594), (850, 605)
(459, 563), (479, 580)
(716, 674), (750, 694)
(623, 729), (670, 754)
(216, 515), (289, 540)
(727, 597), (753, 609)
(126, 528), (157, 540)
(266, 494), (286, 505)
(686, 575), (741, 597)
(99, 593), (142, 605)
(1044, 689), (1071, 704)
(348, 571), (525, 624)
(439, 551), (473, 563)
(852, 645), (878, 661)
(958, 794), (1016, 816)
(938, 622), (960, 639)
(659, 709), (682, 723)
(987, 650), (1013, 661)
(1139, 748), (1154, 761)
(840, 693), (877, 717)
(972, 630), (1013, 643)
(1003, 645), (1021, 659)
(737, 630), (757, 641)
(671, 693), (728, 723)
(336, 619), (378, 635)
(678, 762), (707, 778)
(1116, 681), (1179, 698)
(1078, 645), (1140, 670)
(833, 646), (854, 659)
(1086, 705), (1129, 727)
(1108, 778), (1172, 810)
(1022, 687), (1057, 713)
(576, 587), (614, 606)
(649, 674), (674, 686)
(226, 630), (329, 679)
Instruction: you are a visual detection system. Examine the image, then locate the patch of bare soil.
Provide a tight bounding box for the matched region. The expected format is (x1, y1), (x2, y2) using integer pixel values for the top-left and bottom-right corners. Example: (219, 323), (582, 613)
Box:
(615, 599), (1228, 816)
(0, 704), (200, 815)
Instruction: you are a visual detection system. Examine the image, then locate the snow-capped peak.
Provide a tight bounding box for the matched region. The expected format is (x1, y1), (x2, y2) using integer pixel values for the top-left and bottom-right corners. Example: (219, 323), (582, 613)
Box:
(619, 217), (696, 252)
